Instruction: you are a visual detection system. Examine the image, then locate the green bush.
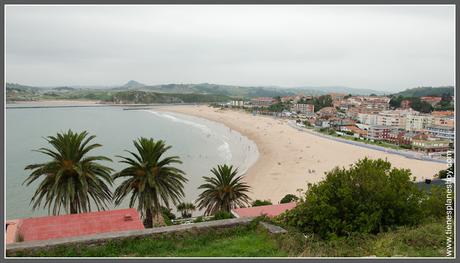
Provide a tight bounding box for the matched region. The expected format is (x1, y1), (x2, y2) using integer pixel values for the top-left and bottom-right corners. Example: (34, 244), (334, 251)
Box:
(252, 200), (273, 207)
(212, 211), (235, 220)
(280, 194), (299, 204)
(275, 158), (427, 239)
(193, 216), (204, 223)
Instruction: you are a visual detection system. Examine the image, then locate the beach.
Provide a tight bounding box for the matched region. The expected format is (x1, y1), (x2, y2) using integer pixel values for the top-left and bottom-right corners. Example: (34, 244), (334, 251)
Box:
(158, 105), (447, 203)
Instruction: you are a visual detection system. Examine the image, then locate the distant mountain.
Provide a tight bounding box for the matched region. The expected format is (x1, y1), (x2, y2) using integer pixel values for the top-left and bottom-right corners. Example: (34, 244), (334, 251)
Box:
(393, 86), (454, 97)
(120, 80), (146, 89)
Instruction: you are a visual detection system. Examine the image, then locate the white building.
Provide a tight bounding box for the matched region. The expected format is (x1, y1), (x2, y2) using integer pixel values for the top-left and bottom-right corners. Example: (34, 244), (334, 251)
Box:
(405, 115), (433, 131)
(357, 113), (379, 125)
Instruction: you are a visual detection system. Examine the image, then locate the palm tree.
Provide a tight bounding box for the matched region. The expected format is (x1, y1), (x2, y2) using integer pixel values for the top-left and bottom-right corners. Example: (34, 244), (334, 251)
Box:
(23, 130), (113, 215)
(196, 164), (251, 215)
(113, 138), (187, 228)
(177, 202), (196, 218)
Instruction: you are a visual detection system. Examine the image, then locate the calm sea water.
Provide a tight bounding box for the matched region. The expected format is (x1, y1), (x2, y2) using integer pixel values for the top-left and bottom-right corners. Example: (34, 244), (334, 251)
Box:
(5, 106), (258, 219)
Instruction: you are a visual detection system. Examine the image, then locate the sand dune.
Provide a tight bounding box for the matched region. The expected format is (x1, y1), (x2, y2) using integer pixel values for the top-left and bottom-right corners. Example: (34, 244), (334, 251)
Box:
(159, 105), (446, 203)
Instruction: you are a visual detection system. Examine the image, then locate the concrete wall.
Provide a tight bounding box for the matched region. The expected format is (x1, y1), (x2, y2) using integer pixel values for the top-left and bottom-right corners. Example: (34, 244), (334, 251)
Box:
(6, 217), (254, 257)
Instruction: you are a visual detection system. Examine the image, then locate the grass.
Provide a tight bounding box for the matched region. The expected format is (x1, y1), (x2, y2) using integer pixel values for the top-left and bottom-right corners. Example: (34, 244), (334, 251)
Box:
(12, 218), (450, 257)
(15, 224), (287, 257)
(274, 218), (451, 257)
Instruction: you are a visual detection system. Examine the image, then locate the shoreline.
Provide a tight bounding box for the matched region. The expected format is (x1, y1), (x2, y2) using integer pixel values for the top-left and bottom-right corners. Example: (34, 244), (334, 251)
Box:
(156, 105), (446, 203)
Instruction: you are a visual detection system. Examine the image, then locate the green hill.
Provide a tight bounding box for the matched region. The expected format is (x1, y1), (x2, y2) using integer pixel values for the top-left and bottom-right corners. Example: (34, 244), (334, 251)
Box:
(393, 86), (454, 97)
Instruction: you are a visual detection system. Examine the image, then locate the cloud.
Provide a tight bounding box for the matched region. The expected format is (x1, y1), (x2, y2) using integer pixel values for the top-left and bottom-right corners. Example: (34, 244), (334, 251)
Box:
(5, 5), (455, 91)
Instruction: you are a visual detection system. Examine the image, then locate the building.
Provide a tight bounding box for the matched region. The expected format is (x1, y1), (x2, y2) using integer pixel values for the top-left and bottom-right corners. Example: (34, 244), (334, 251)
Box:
(426, 125), (455, 141)
(412, 136), (450, 154)
(291, 103), (314, 115)
(420, 96), (442, 106)
(317, 107), (337, 119)
(250, 97), (276, 107)
(5, 208), (144, 244)
(231, 100), (245, 107)
(231, 202), (297, 218)
(405, 114), (434, 131)
(357, 113), (379, 126)
(367, 125), (393, 141)
(339, 125), (368, 138)
(400, 99), (411, 109)
(376, 109), (419, 128)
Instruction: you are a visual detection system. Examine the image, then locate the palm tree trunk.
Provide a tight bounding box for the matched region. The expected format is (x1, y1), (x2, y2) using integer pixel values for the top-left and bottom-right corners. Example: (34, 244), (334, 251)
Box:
(144, 208), (153, 228)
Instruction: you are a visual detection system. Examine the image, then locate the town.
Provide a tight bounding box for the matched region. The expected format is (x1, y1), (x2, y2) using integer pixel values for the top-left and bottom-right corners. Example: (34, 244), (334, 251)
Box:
(227, 93), (454, 159)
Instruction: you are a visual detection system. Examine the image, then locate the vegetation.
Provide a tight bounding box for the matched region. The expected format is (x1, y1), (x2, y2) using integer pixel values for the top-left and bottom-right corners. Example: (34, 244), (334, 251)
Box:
(23, 130), (113, 215)
(312, 95), (333, 112)
(112, 138), (187, 228)
(176, 202), (196, 218)
(251, 200), (273, 207)
(15, 223), (286, 257)
(274, 218), (449, 257)
(438, 164), (455, 179)
(389, 96), (434, 113)
(15, 217), (449, 257)
(111, 90), (231, 104)
(196, 164), (251, 215)
(393, 86), (454, 97)
(212, 211), (235, 220)
(275, 158), (445, 239)
(280, 194), (299, 204)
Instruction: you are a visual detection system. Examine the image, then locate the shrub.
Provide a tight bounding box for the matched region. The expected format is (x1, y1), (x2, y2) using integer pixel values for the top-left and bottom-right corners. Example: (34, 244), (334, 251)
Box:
(252, 200), (273, 207)
(275, 158), (426, 239)
(280, 194), (299, 204)
(212, 211), (235, 220)
(438, 164), (454, 179)
(193, 216), (204, 223)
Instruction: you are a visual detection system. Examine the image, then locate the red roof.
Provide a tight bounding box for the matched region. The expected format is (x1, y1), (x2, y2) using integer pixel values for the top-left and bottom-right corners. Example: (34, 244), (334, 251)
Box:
(17, 208), (144, 242)
(232, 202), (297, 218)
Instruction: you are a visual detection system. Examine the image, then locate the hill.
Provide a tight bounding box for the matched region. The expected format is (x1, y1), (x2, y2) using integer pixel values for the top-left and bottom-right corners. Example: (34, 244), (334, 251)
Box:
(113, 82), (382, 98)
(393, 86), (454, 97)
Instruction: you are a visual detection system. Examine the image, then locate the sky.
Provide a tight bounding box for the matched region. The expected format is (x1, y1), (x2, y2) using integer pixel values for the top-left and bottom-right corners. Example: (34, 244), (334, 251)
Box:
(5, 5), (455, 92)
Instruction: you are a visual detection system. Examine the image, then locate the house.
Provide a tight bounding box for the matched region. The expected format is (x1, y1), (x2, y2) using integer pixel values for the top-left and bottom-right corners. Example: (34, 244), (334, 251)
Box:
(231, 203), (297, 218)
(425, 125), (455, 141)
(250, 97), (276, 107)
(420, 96), (442, 106)
(366, 125), (393, 141)
(291, 103), (314, 115)
(412, 136), (450, 154)
(339, 125), (367, 138)
(317, 107), (337, 119)
(315, 119), (331, 128)
(5, 208), (144, 244)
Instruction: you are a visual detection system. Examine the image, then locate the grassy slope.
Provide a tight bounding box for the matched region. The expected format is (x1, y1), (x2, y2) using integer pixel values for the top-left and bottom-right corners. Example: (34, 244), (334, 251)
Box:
(275, 219), (450, 257)
(14, 219), (450, 257)
(19, 225), (287, 257)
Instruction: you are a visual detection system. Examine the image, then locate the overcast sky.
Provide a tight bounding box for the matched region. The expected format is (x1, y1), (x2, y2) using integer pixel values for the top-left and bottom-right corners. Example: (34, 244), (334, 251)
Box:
(5, 5), (455, 92)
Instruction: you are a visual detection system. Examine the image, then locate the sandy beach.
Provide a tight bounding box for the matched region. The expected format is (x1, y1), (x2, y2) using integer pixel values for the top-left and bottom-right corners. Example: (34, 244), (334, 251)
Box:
(158, 105), (447, 203)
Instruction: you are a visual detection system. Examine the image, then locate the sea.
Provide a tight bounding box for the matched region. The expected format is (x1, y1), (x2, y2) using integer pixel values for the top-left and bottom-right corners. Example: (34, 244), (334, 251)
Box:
(5, 105), (259, 219)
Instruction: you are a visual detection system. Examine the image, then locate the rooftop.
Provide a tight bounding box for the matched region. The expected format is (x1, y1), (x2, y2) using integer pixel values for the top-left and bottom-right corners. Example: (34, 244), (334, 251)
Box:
(8, 208), (144, 243)
(231, 202), (297, 218)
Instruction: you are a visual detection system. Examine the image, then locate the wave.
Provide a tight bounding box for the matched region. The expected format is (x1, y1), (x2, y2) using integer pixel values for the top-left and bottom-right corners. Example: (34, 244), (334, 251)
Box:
(217, 141), (233, 163)
(144, 110), (212, 135)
